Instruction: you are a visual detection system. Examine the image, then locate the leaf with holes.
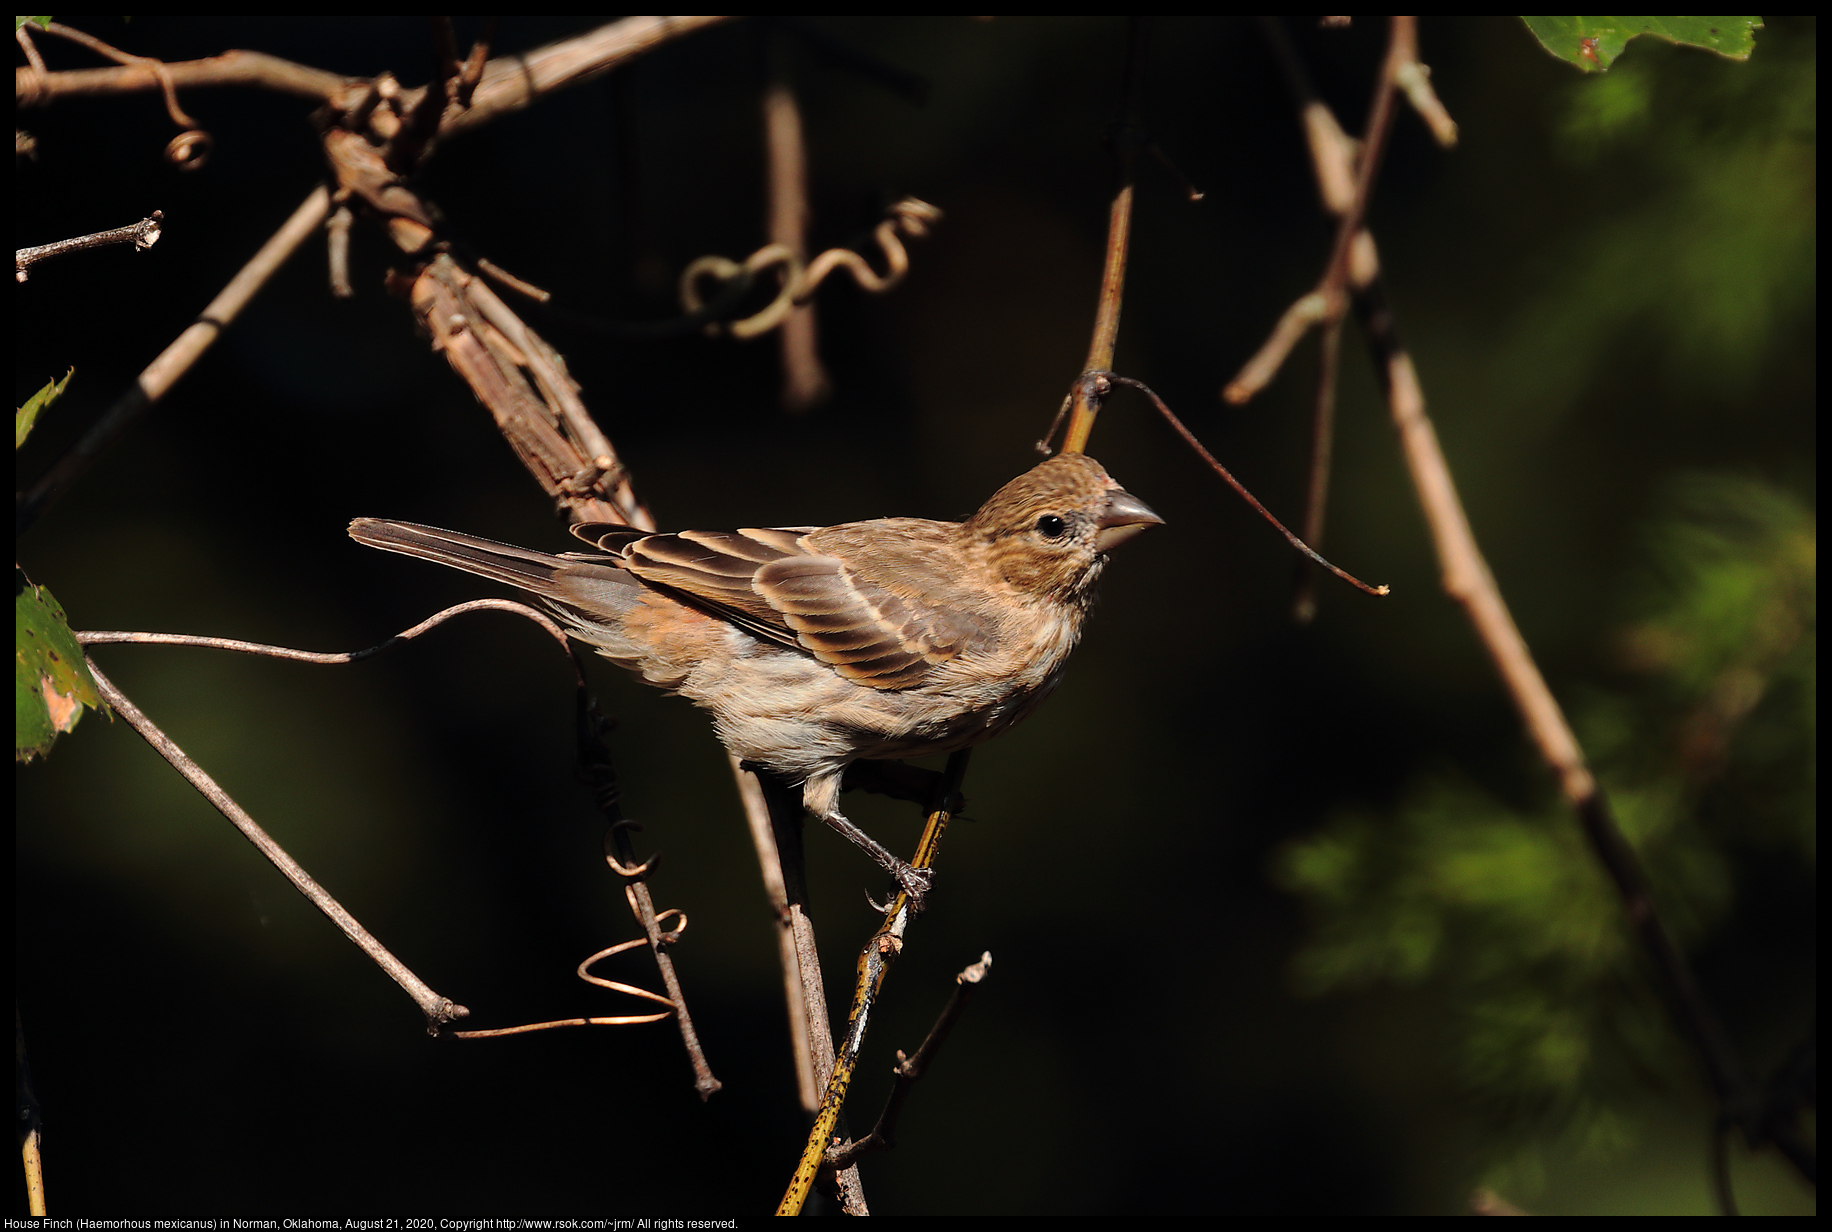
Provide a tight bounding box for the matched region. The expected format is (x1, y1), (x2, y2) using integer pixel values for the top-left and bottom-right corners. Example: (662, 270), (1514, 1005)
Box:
(1520, 16), (1762, 72)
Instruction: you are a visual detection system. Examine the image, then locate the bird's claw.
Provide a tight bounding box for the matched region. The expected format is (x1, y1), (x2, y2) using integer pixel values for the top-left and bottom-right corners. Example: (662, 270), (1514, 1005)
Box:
(892, 861), (934, 911)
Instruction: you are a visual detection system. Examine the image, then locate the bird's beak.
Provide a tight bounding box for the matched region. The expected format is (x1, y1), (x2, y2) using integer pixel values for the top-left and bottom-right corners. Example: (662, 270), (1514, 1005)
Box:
(1095, 487), (1165, 553)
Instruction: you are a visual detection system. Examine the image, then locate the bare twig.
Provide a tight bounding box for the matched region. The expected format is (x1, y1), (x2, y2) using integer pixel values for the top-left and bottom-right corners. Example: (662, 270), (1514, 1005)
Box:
(1061, 18), (1145, 455)
(575, 695), (723, 1098)
(1352, 222), (1758, 1153)
(402, 254), (642, 526)
(80, 597), (570, 664)
(1394, 55), (1458, 146)
(1292, 312), (1345, 623)
(1225, 16), (1419, 405)
(733, 758), (821, 1114)
(15, 210), (163, 282)
(17, 186), (331, 536)
(431, 18), (462, 99)
(440, 17), (732, 140)
(15, 22), (49, 80)
(82, 656), (470, 1032)
(1259, 18), (1365, 622)
(825, 951), (992, 1169)
(16, 1009), (47, 1215)
(16, 47), (355, 107)
(40, 21), (202, 128)
(1109, 375), (1386, 596)
(82, 600), (721, 1092)
(1256, 18), (1776, 1180)
(14, 18), (725, 126)
(763, 60), (832, 412)
(752, 768), (866, 1210)
(778, 751), (971, 1217)
(325, 202), (354, 297)
(455, 19), (496, 109)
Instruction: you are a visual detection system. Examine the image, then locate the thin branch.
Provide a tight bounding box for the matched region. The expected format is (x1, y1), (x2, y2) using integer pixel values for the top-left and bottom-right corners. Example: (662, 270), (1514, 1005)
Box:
(763, 57), (832, 412)
(81, 601), (721, 1093)
(401, 254), (639, 526)
(1394, 58), (1458, 146)
(1292, 312), (1345, 623)
(14, 18), (725, 123)
(16, 47), (354, 106)
(325, 202), (354, 297)
(16, 1009), (47, 1216)
(82, 656), (470, 1032)
(1259, 18), (1364, 623)
(15, 210), (163, 282)
(79, 597), (571, 664)
(732, 757), (821, 1114)
(825, 951), (992, 1169)
(1225, 16), (1420, 405)
(454, 19), (496, 109)
(1341, 188), (1776, 1188)
(576, 694), (723, 1098)
(40, 21), (201, 128)
(431, 18), (462, 100)
(1061, 18), (1145, 455)
(15, 23), (48, 79)
(1109, 375), (1386, 596)
(440, 17), (732, 140)
(752, 771), (863, 1200)
(17, 185), (331, 536)
(778, 751), (971, 1217)
(1260, 16), (1787, 1186)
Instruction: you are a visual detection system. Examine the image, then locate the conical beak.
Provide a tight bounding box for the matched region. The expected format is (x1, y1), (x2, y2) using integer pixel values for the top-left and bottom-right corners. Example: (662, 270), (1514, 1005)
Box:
(1095, 487), (1164, 553)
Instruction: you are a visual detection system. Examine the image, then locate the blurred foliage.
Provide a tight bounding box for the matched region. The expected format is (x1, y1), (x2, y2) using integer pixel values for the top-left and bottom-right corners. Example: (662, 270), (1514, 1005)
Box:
(1500, 18), (1815, 414)
(1520, 17), (1762, 72)
(15, 366), (71, 450)
(1278, 474), (1815, 1190)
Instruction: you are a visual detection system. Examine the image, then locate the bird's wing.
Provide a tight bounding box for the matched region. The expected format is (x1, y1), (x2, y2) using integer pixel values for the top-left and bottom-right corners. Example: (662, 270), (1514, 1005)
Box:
(751, 553), (986, 689)
(608, 527), (812, 652)
(609, 525), (980, 690)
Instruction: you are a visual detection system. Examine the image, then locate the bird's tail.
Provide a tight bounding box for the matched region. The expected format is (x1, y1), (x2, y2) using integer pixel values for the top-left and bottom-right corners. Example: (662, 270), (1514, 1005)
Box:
(348, 518), (587, 595)
(349, 515), (648, 627)
(351, 518), (692, 686)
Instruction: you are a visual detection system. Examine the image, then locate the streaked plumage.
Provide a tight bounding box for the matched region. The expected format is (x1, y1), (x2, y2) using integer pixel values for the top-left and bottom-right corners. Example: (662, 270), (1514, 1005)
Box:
(349, 452), (1160, 901)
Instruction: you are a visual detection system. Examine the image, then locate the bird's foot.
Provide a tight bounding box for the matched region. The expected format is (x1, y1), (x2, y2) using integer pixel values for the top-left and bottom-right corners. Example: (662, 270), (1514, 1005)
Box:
(889, 860), (934, 912)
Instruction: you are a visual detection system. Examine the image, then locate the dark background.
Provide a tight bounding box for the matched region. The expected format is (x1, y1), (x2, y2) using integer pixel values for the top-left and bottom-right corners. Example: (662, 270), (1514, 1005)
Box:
(16, 17), (1815, 1215)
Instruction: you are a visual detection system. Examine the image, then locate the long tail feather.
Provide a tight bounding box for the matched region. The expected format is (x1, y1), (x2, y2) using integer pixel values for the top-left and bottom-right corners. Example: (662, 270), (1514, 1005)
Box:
(348, 518), (576, 599)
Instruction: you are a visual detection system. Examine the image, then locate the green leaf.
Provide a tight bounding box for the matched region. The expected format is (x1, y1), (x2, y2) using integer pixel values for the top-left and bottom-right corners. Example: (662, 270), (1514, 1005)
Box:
(16, 366), (73, 450)
(15, 17), (53, 33)
(1520, 17), (1763, 72)
(16, 571), (106, 763)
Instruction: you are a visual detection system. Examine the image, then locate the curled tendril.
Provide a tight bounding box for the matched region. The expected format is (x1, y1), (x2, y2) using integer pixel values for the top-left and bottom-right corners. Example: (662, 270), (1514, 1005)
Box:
(680, 197), (942, 340)
(164, 129), (213, 170)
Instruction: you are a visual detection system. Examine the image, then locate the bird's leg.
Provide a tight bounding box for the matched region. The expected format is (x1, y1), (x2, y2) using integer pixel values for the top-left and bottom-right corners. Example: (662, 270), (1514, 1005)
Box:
(802, 772), (932, 908)
(817, 807), (933, 907)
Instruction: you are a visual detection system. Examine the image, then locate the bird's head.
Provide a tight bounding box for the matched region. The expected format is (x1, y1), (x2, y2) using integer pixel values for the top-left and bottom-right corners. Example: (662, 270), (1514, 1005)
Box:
(963, 452), (1163, 603)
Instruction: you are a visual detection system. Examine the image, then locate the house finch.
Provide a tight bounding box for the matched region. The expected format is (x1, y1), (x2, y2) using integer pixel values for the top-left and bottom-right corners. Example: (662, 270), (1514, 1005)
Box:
(349, 452), (1161, 901)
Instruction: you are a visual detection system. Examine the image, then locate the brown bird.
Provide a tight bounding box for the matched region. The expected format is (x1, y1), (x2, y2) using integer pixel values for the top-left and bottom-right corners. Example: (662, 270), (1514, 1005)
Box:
(349, 452), (1161, 901)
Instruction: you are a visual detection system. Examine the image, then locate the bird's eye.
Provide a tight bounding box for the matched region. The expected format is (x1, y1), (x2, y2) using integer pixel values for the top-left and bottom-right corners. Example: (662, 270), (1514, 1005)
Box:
(1035, 514), (1068, 539)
